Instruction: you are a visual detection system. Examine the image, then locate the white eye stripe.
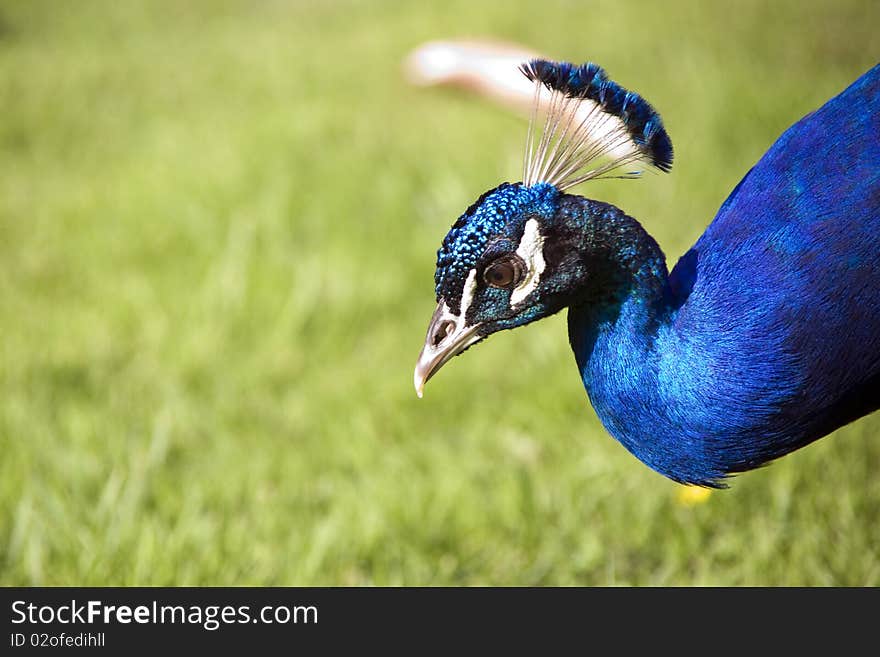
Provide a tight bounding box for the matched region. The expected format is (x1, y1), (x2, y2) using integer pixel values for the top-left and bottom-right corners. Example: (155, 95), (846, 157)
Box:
(510, 219), (545, 306)
(444, 269), (477, 333)
(459, 268), (479, 319)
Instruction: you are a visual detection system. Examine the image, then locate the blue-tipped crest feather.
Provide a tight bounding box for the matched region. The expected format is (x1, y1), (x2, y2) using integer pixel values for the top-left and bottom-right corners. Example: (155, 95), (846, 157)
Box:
(520, 59), (674, 178)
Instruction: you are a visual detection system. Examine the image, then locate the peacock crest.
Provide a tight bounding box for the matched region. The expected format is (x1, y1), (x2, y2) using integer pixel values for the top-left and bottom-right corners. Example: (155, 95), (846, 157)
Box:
(519, 60), (674, 189)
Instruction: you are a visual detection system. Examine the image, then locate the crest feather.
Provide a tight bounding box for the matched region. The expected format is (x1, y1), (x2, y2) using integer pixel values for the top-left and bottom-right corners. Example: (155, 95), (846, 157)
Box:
(519, 59), (673, 190)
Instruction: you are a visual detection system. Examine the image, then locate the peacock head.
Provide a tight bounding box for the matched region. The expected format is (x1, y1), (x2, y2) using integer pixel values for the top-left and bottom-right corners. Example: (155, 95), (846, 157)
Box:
(414, 59), (673, 396)
(414, 180), (584, 396)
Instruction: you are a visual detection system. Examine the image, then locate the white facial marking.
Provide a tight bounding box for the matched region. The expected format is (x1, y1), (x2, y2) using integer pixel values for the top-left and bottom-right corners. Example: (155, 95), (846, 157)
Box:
(510, 219), (545, 306)
(458, 267), (479, 321)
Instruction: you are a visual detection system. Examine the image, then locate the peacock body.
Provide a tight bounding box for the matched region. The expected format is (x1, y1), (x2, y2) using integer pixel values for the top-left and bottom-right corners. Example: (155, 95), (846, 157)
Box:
(414, 60), (880, 486)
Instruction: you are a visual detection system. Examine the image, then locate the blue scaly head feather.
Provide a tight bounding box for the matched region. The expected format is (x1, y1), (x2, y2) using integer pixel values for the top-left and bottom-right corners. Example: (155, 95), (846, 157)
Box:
(434, 182), (559, 318)
(431, 179), (667, 342)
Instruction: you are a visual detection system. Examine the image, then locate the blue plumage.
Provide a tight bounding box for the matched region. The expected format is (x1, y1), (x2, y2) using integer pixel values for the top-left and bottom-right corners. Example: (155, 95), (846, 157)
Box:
(415, 62), (880, 486)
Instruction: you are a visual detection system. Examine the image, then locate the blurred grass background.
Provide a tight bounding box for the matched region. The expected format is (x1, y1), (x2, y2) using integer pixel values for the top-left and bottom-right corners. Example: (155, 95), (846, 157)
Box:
(1, 0), (878, 585)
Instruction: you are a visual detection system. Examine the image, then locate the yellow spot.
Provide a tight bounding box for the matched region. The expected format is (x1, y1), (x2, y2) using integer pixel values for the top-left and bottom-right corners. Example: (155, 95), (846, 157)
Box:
(676, 485), (713, 506)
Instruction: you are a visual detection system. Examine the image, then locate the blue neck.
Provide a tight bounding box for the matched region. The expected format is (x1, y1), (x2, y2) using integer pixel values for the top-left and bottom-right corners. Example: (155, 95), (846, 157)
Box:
(565, 203), (715, 484)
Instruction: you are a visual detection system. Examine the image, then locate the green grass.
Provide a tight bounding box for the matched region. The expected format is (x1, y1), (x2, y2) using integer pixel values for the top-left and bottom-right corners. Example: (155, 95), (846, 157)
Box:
(1, 0), (878, 585)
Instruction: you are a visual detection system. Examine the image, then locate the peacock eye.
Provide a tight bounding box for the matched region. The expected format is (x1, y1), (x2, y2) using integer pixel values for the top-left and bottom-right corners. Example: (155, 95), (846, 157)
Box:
(483, 256), (524, 289)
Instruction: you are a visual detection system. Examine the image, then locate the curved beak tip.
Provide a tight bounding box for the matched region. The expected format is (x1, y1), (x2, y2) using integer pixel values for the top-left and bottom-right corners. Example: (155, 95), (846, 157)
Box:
(414, 370), (425, 398)
(414, 300), (483, 399)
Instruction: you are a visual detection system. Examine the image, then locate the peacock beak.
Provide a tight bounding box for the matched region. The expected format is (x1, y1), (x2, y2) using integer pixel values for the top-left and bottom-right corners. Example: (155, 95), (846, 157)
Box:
(414, 299), (483, 398)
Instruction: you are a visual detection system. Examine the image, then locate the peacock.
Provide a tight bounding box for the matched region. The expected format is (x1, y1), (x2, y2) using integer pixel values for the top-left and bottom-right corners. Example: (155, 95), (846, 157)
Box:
(413, 58), (880, 487)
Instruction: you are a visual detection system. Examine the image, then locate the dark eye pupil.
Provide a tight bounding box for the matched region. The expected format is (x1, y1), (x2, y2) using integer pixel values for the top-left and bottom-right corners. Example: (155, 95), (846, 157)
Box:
(491, 267), (509, 283)
(485, 262), (514, 287)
